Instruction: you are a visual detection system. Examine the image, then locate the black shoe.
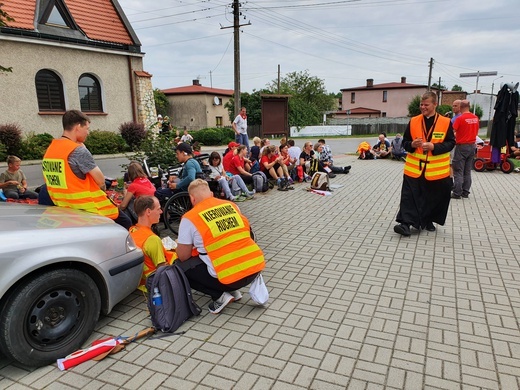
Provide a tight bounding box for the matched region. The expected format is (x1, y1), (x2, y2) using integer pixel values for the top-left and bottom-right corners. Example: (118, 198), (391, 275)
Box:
(343, 166), (351, 173)
(451, 193), (461, 199)
(461, 193), (469, 198)
(328, 173), (336, 178)
(425, 222), (436, 232)
(394, 223), (411, 236)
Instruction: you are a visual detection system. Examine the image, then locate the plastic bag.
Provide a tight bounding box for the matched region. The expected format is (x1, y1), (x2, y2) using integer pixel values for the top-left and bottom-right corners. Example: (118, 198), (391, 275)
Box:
(249, 274), (268, 305)
(161, 236), (177, 250)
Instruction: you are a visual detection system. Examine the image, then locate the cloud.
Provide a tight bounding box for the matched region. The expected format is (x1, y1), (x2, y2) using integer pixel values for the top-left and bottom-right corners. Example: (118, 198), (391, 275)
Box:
(119, 0), (520, 94)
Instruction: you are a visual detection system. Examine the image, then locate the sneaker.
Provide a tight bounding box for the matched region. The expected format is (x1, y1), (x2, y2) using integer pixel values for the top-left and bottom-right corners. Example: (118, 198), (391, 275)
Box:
(451, 193), (461, 199)
(229, 290), (242, 301)
(233, 195), (246, 202)
(328, 173), (336, 178)
(208, 292), (234, 314)
(394, 223), (411, 237)
(401, 156), (407, 162)
(245, 192), (255, 200)
(343, 166), (351, 173)
(461, 193), (469, 198)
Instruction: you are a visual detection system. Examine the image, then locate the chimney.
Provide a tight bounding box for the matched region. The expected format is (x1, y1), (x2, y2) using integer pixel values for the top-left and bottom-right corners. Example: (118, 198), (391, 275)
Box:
(192, 79), (200, 86)
(366, 79), (374, 88)
(401, 77), (406, 84)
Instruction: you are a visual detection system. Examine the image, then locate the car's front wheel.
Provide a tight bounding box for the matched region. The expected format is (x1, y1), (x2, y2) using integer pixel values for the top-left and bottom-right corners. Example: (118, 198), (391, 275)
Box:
(0, 269), (101, 367)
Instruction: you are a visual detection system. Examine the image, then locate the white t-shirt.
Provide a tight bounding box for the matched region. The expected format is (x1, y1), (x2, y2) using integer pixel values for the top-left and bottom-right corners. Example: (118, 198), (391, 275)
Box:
(288, 146), (302, 165)
(233, 115), (247, 134)
(181, 134), (193, 143)
(177, 218), (217, 277)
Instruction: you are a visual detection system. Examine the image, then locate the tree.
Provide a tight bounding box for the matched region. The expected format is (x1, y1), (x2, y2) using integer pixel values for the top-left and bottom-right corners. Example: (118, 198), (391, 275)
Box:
(451, 85), (463, 91)
(408, 95), (421, 117)
(153, 88), (170, 117)
(225, 89), (267, 125)
(470, 104), (483, 119)
(0, 3), (14, 73)
(431, 82), (447, 91)
(266, 70), (335, 127)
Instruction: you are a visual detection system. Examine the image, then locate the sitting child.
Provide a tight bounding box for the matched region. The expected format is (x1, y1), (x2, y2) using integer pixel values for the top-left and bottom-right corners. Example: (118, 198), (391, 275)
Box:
(119, 162), (156, 221)
(208, 151), (254, 201)
(0, 155), (38, 200)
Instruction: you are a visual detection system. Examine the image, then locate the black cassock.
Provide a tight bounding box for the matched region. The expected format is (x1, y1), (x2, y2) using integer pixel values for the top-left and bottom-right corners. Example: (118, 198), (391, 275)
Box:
(396, 115), (455, 229)
(490, 83), (519, 160)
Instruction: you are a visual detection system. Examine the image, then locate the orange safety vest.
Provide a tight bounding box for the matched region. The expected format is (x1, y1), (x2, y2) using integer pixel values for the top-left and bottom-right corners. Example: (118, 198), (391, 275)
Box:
(403, 114), (451, 180)
(129, 224), (176, 292)
(183, 197), (265, 284)
(42, 139), (118, 219)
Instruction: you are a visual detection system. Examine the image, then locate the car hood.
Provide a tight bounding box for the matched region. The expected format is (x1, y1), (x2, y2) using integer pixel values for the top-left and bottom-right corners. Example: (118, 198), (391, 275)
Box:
(0, 203), (115, 231)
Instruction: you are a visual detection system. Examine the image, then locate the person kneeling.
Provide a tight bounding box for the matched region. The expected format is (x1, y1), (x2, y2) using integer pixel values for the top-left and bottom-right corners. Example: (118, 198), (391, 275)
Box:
(176, 179), (266, 314)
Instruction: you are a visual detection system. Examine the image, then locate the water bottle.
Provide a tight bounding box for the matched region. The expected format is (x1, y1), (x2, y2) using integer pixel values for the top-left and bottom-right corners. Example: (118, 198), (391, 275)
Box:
(152, 287), (162, 306)
(161, 175), (167, 189)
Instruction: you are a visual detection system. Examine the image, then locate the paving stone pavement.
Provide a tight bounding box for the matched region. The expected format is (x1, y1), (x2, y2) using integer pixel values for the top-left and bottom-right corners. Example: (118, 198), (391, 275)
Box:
(1, 155), (520, 390)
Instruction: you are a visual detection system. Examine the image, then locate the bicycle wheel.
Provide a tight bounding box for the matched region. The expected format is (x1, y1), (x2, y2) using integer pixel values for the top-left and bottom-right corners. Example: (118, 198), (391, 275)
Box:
(163, 192), (192, 235)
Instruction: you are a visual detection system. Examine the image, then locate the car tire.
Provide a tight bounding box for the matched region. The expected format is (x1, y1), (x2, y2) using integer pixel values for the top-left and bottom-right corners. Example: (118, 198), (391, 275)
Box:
(0, 269), (101, 367)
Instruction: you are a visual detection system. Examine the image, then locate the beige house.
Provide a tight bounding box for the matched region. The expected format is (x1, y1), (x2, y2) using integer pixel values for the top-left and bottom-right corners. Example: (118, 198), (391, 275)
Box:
(339, 77), (432, 118)
(0, 0), (155, 137)
(162, 80), (234, 131)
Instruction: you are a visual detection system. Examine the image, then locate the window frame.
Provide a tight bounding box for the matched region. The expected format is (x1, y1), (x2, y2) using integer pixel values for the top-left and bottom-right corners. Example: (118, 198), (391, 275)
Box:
(351, 92), (355, 104)
(382, 90), (388, 103)
(35, 69), (66, 112)
(78, 73), (103, 113)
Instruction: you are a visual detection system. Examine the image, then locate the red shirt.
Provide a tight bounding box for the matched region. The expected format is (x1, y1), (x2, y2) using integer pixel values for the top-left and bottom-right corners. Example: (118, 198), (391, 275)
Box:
(260, 154), (277, 172)
(128, 177), (156, 197)
(453, 112), (479, 144)
(223, 151), (234, 172)
(227, 155), (245, 176)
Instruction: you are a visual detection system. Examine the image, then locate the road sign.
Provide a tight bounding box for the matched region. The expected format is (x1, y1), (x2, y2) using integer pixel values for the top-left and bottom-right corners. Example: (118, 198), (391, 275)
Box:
(460, 71), (498, 77)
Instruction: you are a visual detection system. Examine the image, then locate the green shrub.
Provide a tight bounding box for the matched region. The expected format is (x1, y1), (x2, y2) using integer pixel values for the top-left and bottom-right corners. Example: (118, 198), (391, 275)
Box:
(437, 104), (452, 116)
(126, 131), (178, 168)
(0, 123), (22, 155)
(84, 130), (127, 155)
(192, 127), (234, 146)
(0, 142), (7, 162)
(119, 121), (146, 151)
(18, 132), (54, 160)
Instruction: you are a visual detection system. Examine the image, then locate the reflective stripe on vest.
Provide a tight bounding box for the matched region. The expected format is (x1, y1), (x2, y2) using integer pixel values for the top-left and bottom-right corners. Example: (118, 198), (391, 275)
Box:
(43, 139), (119, 218)
(183, 197), (265, 284)
(403, 114), (451, 180)
(129, 224), (176, 292)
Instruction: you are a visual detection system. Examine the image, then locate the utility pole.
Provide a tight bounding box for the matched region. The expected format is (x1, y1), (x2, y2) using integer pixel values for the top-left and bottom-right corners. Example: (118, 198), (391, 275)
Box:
(427, 58), (434, 90)
(277, 64), (280, 94)
(220, 1), (251, 118)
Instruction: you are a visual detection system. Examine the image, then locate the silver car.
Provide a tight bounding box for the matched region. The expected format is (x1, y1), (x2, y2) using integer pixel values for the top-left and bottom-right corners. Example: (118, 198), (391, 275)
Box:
(0, 203), (143, 367)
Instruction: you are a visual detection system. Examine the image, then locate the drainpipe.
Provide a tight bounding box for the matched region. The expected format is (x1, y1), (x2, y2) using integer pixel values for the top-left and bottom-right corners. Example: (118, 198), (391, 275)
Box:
(127, 56), (137, 122)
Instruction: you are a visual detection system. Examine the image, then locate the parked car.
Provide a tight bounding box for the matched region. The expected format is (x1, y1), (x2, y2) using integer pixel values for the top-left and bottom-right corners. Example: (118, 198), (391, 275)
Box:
(0, 203), (144, 367)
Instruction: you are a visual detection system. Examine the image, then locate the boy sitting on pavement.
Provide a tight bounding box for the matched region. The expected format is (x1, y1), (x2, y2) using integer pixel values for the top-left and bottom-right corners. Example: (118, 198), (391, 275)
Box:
(0, 155), (38, 200)
(369, 134), (392, 159)
(129, 196), (177, 292)
(391, 133), (407, 161)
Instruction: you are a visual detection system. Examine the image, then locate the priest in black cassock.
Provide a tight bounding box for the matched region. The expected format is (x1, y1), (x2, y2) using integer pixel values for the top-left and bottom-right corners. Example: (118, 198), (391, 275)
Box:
(394, 91), (455, 237)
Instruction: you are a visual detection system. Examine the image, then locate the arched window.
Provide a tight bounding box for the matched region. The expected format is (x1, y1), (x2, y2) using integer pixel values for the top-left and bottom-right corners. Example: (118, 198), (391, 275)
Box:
(35, 70), (65, 111)
(78, 74), (102, 112)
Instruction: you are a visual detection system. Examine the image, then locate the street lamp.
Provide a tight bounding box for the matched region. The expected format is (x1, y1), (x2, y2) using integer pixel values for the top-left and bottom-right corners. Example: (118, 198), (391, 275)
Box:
(488, 76), (503, 122)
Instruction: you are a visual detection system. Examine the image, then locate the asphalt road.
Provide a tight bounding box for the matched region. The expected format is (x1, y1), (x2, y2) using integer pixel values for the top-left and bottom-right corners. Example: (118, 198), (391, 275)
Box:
(18, 137), (380, 190)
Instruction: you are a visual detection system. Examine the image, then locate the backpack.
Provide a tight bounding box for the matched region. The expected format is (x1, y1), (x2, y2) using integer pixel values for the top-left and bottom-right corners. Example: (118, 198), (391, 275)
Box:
(308, 158), (320, 176)
(252, 171), (269, 192)
(310, 172), (330, 191)
(295, 165), (304, 182)
(145, 263), (201, 333)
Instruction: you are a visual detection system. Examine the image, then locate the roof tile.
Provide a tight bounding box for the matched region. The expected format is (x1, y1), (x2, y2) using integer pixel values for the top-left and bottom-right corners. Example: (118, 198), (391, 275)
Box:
(163, 85), (234, 96)
(2, 0), (135, 45)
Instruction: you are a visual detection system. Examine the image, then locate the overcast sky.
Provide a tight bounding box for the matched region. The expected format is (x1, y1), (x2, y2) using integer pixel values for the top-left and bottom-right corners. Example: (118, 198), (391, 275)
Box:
(117, 0), (520, 95)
